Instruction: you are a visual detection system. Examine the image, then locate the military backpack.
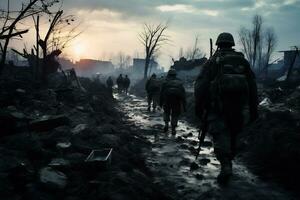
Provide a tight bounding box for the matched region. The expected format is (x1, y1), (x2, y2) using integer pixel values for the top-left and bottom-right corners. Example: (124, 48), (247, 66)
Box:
(210, 52), (249, 110)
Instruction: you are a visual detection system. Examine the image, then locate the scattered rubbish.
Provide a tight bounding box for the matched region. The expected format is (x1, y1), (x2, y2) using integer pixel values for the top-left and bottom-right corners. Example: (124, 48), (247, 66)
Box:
(85, 148), (113, 170)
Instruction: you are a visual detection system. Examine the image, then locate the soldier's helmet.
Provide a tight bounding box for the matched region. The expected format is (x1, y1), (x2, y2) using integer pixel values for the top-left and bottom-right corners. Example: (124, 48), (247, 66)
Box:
(167, 68), (177, 76)
(151, 73), (157, 78)
(216, 32), (235, 47)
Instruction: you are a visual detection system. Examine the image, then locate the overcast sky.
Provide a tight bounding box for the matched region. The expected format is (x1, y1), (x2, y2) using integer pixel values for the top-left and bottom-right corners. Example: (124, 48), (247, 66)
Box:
(4, 0), (300, 69)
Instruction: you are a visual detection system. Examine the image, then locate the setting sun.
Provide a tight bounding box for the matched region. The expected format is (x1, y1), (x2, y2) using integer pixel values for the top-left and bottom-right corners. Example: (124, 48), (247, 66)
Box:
(74, 44), (84, 58)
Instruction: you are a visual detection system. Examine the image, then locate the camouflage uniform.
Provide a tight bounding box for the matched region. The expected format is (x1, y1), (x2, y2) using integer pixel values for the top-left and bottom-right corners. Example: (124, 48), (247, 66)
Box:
(160, 69), (186, 134)
(195, 32), (258, 183)
(145, 74), (160, 111)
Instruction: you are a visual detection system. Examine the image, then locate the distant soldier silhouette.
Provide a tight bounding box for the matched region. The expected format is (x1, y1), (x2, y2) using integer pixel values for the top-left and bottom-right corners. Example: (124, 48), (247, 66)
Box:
(116, 74), (124, 93)
(123, 75), (131, 95)
(106, 76), (114, 98)
(195, 32), (258, 184)
(160, 69), (186, 135)
(145, 73), (160, 112)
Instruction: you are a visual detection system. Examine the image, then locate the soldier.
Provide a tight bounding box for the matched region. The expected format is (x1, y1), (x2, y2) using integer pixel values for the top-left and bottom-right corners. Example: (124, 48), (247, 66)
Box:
(160, 69), (186, 135)
(123, 75), (131, 95)
(106, 76), (114, 98)
(194, 32), (258, 184)
(116, 74), (123, 93)
(145, 73), (160, 112)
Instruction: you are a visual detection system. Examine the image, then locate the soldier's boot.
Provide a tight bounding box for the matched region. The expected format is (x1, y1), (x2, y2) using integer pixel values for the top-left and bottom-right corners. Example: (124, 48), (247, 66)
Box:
(217, 160), (232, 184)
(153, 106), (156, 112)
(147, 106), (151, 112)
(171, 126), (176, 135)
(163, 123), (169, 133)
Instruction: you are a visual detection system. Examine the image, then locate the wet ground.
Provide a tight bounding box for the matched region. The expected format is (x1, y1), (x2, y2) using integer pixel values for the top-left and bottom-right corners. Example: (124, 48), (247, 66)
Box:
(116, 93), (297, 200)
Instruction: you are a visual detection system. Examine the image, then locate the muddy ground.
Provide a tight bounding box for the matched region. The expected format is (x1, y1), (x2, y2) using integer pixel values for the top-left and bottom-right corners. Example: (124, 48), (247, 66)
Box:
(1, 76), (300, 200)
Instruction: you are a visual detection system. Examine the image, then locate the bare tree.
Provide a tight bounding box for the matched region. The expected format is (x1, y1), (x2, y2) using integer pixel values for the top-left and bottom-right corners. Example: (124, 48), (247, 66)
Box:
(252, 15), (262, 69)
(239, 14), (277, 76)
(0, 0), (58, 74)
(185, 35), (205, 60)
(263, 28), (277, 77)
(139, 23), (169, 79)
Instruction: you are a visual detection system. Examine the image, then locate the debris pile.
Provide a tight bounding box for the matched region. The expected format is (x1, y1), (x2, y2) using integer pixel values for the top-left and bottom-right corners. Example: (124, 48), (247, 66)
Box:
(0, 77), (170, 200)
(239, 84), (300, 194)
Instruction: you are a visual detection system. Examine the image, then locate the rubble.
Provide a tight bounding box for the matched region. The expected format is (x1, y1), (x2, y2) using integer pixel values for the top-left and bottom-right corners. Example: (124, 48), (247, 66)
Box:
(0, 77), (170, 200)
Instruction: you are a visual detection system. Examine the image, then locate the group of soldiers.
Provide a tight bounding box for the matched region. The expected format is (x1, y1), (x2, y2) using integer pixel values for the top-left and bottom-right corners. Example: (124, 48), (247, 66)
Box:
(146, 70), (186, 135)
(116, 74), (131, 94)
(145, 32), (258, 184)
(106, 74), (131, 97)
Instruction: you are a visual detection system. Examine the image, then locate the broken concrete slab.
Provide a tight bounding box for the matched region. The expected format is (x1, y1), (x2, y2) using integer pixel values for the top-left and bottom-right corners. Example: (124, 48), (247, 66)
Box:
(71, 124), (88, 135)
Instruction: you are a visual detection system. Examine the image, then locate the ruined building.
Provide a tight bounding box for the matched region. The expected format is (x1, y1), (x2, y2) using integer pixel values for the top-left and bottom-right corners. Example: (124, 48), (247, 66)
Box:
(75, 59), (115, 77)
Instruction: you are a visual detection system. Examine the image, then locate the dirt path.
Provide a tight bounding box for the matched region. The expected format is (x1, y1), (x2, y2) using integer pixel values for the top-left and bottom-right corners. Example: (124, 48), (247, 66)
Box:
(116, 93), (297, 200)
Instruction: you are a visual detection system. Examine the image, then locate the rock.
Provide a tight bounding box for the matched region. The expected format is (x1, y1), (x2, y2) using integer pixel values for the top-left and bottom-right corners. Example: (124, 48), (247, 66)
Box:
(56, 142), (72, 149)
(199, 158), (210, 166)
(29, 115), (69, 132)
(76, 106), (85, 111)
(16, 88), (26, 94)
(39, 167), (67, 190)
(175, 136), (184, 143)
(71, 124), (88, 134)
(189, 140), (198, 146)
(190, 162), (199, 171)
(195, 174), (204, 180)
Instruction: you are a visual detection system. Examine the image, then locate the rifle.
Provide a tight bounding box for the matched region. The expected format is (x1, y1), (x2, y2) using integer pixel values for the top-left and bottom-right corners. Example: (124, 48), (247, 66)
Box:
(195, 110), (208, 160)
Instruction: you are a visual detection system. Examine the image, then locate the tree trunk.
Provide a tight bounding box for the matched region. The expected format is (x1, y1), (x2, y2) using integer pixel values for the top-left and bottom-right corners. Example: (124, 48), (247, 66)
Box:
(144, 56), (150, 79)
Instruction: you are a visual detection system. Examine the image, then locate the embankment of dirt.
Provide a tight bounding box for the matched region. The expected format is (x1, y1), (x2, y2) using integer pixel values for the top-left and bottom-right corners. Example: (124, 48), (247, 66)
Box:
(0, 77), (172, 200)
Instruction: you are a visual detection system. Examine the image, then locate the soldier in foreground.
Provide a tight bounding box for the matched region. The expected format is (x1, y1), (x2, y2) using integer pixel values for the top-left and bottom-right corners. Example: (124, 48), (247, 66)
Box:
(145, 73), (161, 112)
(116, 74), (123, 93)
(123, 75), (131, 95)
(160, 69), (186, 135)
(194, 32), (258, 183)
(106, 76), (114, 98)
